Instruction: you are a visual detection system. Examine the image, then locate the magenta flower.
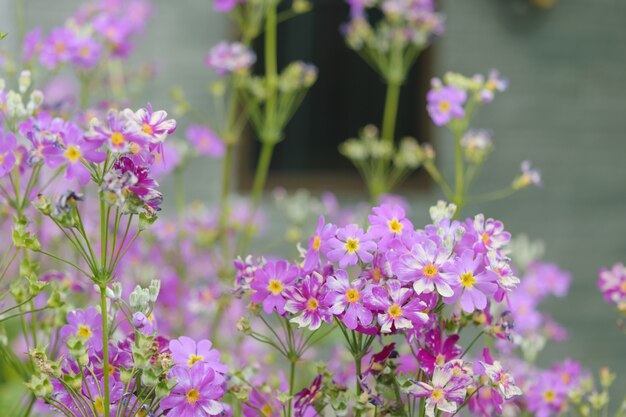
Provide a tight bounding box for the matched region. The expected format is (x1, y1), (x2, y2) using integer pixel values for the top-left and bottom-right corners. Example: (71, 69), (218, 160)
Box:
(250, 260), (299, 315)
(407, 365), (468, 417)
(368, 279), (428, 333)
(22, 28), (42, 62)
(60, 306), (103, 351)
(507, 291), (541, 333)
(0, 131), (17, 178)
(426, 82), (467, 126)
(302, 216), (336, 272)
(169, 336), (227, 374)
(162, 362), (226, 417)
(186, 124), (225, 158)
(599, 263), (626, 303)
(124, 103), (177, 145)
(417, 327), (462, 375)
(326, 224), (377, 268)
(205, 41), (256, 75)
(443, 250), (498, 313)
(285, 272), (331, 330)
(525, 373), (568, 417)
(44, 123), (106, 185)
(213, 0), (241, 12)
(367, 204), (414, 249)
(324, 270), (373, 330)
(393, 239), (455, 297)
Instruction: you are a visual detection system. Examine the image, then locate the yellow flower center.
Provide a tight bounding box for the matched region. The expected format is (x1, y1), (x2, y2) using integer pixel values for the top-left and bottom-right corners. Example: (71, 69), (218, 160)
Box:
(561, 372), (570, 384)
(307, 298), (319, 311)
(261, 404), (273, 416)
(485, 79), (497, 91)
(94, 396), (104, 414)
(267, 279), (283, 295)
(0, 154), (5, 164)
(481, 232), (490, 244)
(64, 145), (82, 163)
(142, 123), (153, 135)
(499, 373), (508, 385)
(423, 264), (438, 278)
(187, 354), (204, 367)
(130, 142), (141, 154)
(79, 46), (91, 58)
(431, 388), (444, 402)
(345, 288), (360, 303)
(110, 132), (125, 146)
(543, 389), (556, 403)
(77, 325), (93, 340)
(372, 267), (381, 282)
(312, 236), (321, 251)
(344, 238), (359, 254)
(186, 388), (201, 405)
(620, 281), (626, 293)
(388, 304), (403, 318)
(388, 218), (403, 234)
(438, 100), (451, 112)
(54, 41), (66, 54)
(435, 354), (445, 365)
(460, 272), (476, 289)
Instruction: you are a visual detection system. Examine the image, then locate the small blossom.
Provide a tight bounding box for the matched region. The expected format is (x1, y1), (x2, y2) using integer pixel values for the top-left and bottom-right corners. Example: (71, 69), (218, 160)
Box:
(324, 270), (373, 330)
(443, 250), (498, 313)
(368, 279), (428, 333)
(326, 224), (377, 268)
(186, 124), (225, 158)
(0, 131), (17, 177)
(426, 81), (466, 126)
(407, 365), (467, 417)
(169, 336), (227, 373)
(250, 260), (299, 315)
(285, 272), (332, 330)
(205, 41), (256, 75)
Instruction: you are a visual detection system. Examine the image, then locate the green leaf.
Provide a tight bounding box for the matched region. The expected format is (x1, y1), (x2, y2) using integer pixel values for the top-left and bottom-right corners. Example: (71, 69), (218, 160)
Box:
(138, 212), (158, 231)
(0, 33), (7, 40)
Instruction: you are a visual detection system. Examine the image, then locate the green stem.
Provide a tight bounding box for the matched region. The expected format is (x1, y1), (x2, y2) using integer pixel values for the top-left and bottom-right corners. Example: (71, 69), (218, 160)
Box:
(460, 331), (483, 359)
(287, 359), (296, 417)
(453, 128), (465, 217)
(100, 286), (110, 417)
(15, 0), (26, 51)
(355, 354), (363, 417)
(381, 81), (401, 145)
(468, 186), (516, 205)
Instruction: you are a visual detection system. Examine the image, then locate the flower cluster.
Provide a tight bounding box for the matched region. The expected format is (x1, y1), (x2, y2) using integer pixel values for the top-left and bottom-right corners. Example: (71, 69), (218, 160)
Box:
(27, 0), (153, 69)
(205, 41), (256, 76)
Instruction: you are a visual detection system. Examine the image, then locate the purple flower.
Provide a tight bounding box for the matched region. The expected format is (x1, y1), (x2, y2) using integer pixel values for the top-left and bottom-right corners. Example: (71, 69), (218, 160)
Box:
(516, 160), (542, 188)
(479, 70), (508, 103)
(87, 109), (147, 154)
(285, 272), (332, 330)
(368, 280), (428, 333)
(393, 239), (455, 297)
(407, 364), (468, 417)
(169, 336), (227, 373)
(302, 216), (336, 272)
(186, 124), (225, 158)
(599, 263), (626, 303)
(443, 250), (498, 313)
(525, 373), (568, 417)
(326, 224), (377, 268)
(470, 214), (511, 254)
(60, 306), (103, 352)
(70, 35), (101, 69)
(205, 41), (256, 75)
(368, 204), (413, 250)
(0, 131), (17, 178)
(250, 260), (299, 315)
(44, 123), (106, 185)
(324, 270), (373, 330)
(22, 28), (42, 62)
(213, 0), (241, 12)
(426, 82), (467, 126)
(39, 27), (76, 68)
(417, 327), (462, 375)
(162, 362), (226, 417)
(508, 291), (541, 333)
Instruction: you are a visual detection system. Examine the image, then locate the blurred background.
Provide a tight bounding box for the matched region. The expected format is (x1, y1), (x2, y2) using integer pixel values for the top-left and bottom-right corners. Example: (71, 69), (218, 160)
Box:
(2, 0), (626, 391)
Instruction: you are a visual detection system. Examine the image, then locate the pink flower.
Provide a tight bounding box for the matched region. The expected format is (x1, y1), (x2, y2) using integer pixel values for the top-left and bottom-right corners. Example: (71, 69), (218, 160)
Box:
(186, 124), (225, 158)
(326, 224), (377, 268)
(443, 250), (498, 313)
(367, 280), (428, 333)
(250, 260), (299, 315)
(169, 336), (227, 373)
(60, 306), (103, 352)
(0, 131), (17, 178)
(417, 327), (462, 375)
(302, 216), (336, 272)
(324, 270), (373, 330)
(285, 272), (332, 330)
(367, 204), (413, 250)
(407, 364), (468, 417)
(162, 362), (226, 417)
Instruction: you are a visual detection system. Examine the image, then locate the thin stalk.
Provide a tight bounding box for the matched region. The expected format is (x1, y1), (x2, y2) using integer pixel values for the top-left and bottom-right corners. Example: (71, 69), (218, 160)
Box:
(453, 128), (465, 217)
(381, 81), (401, 145)
(355, 354), (363, 417)
(287, 359), (296, 417)
(100, 287), (111, 417)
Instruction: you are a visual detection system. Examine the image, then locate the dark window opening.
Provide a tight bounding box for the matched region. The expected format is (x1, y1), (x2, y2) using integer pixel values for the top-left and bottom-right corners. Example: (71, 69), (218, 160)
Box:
(238, 0), (434, 192)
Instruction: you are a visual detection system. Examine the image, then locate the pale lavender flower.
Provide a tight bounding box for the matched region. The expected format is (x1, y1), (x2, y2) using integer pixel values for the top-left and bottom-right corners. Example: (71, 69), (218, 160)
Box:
(368, 279), (428, 333)
(326, 224), (377, 268)
(426, 81), (466, 126)
(205, 41), (256, 76)
(393, 239), (455, 297)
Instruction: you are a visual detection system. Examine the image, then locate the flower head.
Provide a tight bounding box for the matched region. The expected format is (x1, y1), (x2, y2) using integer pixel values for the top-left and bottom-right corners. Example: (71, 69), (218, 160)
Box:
(205, 41), (256, 75)
(285, 272), (332, 330)
(186, 124), (225, 158)
(250, 260), (299, 315)
(169, 336), (227, 373)
(368, 279), (428, 333)
(326, 224), (377, 268)
(427, 81), (467, 126)
(324, 270), (373, 330)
